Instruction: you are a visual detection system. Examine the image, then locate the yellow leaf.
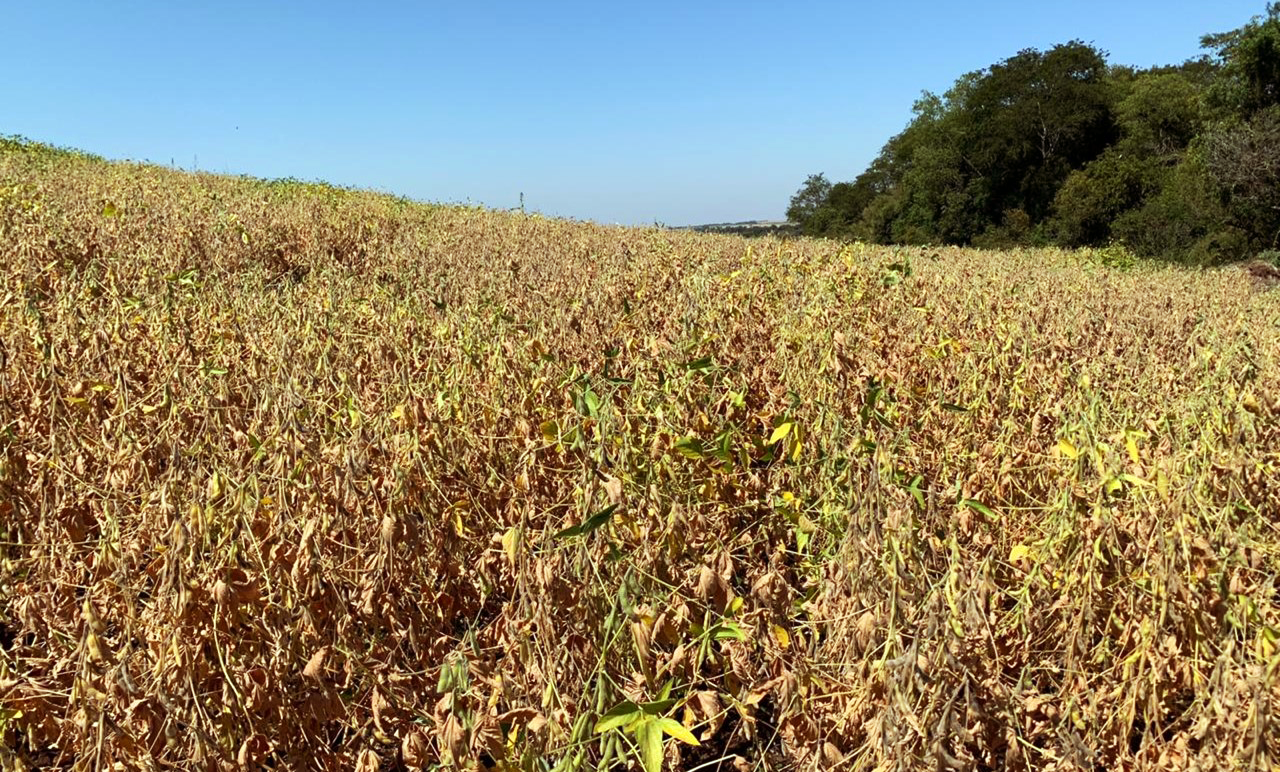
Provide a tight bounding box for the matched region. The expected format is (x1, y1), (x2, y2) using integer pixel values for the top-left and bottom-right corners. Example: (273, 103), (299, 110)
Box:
(1125, 431), (1142, 464)
(1009, 544), (1032, 563)
(1057, 439), (1079, 460)
(452, 506), (471, 537)
(501, 527), (519, 565)
(653, 717), (700, 746)
(769, 422), (793, 444)
(540, 420), (558, 442)
(771, 624), (791, 650)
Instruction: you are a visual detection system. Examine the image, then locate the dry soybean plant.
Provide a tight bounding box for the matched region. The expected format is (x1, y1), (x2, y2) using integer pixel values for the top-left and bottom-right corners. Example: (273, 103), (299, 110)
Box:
(1, 138), (1278, 771)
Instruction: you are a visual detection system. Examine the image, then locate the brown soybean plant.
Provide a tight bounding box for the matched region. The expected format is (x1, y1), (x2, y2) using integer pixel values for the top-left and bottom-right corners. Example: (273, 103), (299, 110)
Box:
(0, 138), (1277, 771)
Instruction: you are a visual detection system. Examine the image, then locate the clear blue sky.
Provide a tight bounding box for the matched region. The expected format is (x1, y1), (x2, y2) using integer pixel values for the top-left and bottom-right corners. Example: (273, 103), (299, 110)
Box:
(2, 1), (1267, 225)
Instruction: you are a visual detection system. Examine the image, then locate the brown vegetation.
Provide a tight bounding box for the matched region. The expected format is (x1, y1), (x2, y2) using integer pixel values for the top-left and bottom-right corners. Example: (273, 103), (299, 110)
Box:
(1, 143), (1278, 770)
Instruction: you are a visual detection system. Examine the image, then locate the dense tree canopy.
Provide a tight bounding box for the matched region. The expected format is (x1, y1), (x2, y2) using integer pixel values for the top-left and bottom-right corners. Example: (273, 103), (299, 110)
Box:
(790, 4), (1280, 263)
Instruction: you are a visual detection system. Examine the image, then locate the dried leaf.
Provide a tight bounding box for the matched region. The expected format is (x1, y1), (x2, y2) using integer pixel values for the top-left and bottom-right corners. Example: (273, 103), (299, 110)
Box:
(354, 750), (380, 772)
(603, 475), (624, 506)
(303, 647), (329, 682)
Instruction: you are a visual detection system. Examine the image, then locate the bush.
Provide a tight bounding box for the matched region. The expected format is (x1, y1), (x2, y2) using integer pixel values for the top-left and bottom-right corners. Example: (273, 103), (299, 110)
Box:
(1111, 153), (1226, 262)
(1187, 228), (1253, 265)
(1048, 149), (1160, 247)
(972, 208), (1033, 249)
(1087, 242), (1139, 269)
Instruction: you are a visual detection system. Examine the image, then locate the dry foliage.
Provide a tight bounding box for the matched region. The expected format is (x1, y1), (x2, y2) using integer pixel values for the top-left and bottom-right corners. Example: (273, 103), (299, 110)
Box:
(1, 141), (1279, 771)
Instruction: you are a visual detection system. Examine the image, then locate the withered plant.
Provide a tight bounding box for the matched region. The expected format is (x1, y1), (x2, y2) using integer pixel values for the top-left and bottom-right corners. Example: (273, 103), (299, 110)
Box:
(1, 138), (1278, 771)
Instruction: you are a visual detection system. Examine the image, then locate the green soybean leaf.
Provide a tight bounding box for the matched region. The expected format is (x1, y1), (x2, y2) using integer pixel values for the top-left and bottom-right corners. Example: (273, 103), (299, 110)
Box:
(674, 437), (705, 459)
(710, 621), (745, 641)
(960, 499), (997, 518)
(554, 504), (619, 539)
(637, 697), (678, 714)
(636, 718), (663, 772)
(594, 701), (641, 733)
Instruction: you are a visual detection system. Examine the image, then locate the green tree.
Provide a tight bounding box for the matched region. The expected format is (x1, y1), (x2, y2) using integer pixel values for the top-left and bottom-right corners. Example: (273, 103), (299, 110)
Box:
(839, 42), (1116, 246)
(786, 5), (1280, 263)
(963, 42), (1117, 229)
(1115, 72), (1206, 157)
(1111, 153), (1231, 262)
(786, 173), (833, 233)
(824, 180), (877, 234)
(1047, 70), (1208, 247)
(1202, 3), (1280, 116)
(1048, 150), (1151, 246)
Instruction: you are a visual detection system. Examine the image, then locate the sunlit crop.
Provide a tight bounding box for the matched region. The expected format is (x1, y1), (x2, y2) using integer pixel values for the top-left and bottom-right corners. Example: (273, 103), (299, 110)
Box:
(2, 138), (1278, 770)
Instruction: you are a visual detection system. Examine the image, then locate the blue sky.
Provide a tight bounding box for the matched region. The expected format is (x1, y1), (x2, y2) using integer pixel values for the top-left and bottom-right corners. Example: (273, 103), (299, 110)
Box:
(3, 2), (1267, 225)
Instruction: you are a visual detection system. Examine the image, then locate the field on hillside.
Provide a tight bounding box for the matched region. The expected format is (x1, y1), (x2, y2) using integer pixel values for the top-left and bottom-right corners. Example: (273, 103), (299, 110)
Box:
(1, 141), (1278, 772)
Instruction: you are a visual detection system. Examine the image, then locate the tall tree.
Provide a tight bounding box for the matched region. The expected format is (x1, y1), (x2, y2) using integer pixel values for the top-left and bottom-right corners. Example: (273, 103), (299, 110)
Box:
(1203, 3), (1280, 116)
(786, 173), (833, 233)
(963, 42), (1117, 227)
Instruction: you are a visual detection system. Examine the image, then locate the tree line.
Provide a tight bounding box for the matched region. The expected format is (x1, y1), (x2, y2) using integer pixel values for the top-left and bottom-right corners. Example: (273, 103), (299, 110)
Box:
(788, 4), (1280, 264)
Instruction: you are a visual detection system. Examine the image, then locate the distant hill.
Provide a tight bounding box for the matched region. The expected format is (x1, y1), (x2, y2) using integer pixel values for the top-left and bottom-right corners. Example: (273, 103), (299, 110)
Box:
(675, 219), (798, 237)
